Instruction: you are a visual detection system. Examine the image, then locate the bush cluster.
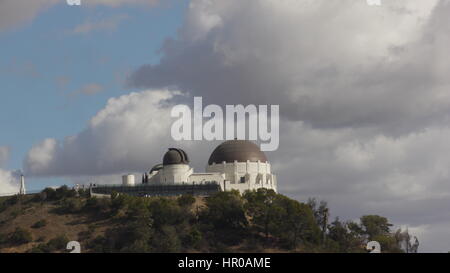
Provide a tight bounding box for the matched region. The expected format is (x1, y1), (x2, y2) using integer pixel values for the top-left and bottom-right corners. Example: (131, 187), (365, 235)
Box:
(1, 186), (415, 253)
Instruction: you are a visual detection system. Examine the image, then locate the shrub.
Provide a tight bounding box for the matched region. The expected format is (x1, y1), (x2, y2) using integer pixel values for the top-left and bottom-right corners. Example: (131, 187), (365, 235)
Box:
(150, 225), (181, 253)
(42, 188), (57, 200)
(58, 198), (83, 213)
(0, 233), (8, 244)
(28, 235), (69, 253)
(29, 244), (50, 253)
(88, 235), (107, 253)
(84, 197), (111, 214)
(9, 227), (33, 245)
(32, 219), (48, 229)
(55, 186), (77, 200)
(78, 230), (92, 241)
(9, 209), (21, 219)
(181, 227), (202, 249)
(6, 195), (20, 206)
(178, 194), (196, 207)
(47, 235), (69, 252)
(37, 186), (77, 202)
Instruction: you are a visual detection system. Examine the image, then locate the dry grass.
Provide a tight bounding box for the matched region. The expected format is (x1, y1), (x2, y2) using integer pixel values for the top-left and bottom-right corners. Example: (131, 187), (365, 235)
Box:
(0, 195), (206, 253)
(0, 198), (110, 253)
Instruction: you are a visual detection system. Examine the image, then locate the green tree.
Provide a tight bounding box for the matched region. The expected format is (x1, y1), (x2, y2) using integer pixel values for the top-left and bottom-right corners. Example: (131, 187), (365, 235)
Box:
(245, 189), (321, 249)
(150, 225), (181, 253)
(307, 198), (330, 243)
(360, 215), (392, 239)
(178, 194), (196, 207)
(200, 190), (248, 245)
(149, 198), (189, 229)
(274, 195), (321, 249)
(327, 218), (365, 253)
(55, 185), (77, 199)
(243, 188), (278, 243)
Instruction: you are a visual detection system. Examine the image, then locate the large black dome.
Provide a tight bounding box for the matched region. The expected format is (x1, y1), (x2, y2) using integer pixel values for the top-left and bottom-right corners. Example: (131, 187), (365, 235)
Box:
(163, 148), (189, 165)
(208, 140), (267, 165)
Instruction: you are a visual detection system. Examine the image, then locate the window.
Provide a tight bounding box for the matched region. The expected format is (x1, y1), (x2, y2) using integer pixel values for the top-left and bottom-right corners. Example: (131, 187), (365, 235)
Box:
(240, 176), (246, 183)
(257, 173), (264, 184)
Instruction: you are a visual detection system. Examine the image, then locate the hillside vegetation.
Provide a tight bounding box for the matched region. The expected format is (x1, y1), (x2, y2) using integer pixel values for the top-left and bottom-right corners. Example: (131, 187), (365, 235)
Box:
(0, 186), (418, 253)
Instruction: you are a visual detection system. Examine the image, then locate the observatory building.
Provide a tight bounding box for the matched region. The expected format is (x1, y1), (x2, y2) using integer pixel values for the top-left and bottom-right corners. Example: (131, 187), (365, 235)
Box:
(91, 140), (277, 197)
(144, 140), (277, 194)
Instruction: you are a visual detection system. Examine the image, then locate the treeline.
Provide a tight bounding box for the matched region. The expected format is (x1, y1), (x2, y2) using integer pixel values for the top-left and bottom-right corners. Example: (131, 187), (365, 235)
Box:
(0, 186), (418, 253)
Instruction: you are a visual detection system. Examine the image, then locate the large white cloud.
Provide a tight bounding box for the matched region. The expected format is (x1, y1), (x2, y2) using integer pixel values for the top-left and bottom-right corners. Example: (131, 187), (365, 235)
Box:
(0, 146), (19, 195)
(0, 169), (20, 196)
(24, 89), (203, 177)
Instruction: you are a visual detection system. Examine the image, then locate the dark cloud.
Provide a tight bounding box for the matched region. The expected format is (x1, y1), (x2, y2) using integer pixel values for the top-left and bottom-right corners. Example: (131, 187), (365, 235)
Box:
(128, 0), (450, 134)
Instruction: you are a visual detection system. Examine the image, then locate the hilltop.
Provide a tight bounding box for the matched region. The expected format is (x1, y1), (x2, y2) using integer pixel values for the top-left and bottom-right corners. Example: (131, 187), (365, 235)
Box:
(0, 186), (417, 253)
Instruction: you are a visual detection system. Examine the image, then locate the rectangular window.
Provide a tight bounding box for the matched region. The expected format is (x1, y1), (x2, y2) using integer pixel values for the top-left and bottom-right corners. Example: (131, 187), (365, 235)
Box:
(240, 176), (246, 183)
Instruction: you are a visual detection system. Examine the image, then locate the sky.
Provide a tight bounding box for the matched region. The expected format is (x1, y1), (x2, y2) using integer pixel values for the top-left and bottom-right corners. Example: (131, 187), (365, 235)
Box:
(1, 0), (450, 252)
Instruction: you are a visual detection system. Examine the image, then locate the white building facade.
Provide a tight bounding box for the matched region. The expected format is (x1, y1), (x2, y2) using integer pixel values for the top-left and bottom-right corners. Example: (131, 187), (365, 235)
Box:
(144, 140), (277, 194)
(206, 160), (277, 193)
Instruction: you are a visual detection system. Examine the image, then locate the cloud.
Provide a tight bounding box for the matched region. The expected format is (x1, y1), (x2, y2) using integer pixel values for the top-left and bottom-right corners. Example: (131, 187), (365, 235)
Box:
(0, 169), (20, 196)
(24, 89), (191, 177)
(73, 14), (129, 34)
(271, 121), (450, 252)
(0, 0), (59, 32)
(0, 0), (158, 32)
(0, 146), (10, 168)
(0, 147), (19, 195)
(127, 0), (450, 135)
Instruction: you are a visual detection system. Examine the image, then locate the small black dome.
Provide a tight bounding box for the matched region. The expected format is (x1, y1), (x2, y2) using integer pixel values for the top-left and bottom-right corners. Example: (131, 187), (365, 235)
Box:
(163, 148), (189, 165)
(208, 140), (267, 165)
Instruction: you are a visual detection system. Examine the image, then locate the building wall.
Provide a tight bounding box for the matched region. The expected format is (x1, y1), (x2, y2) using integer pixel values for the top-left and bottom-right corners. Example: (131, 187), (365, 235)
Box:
(206, 160), (277, 194)
(188, 173), (225, 184)
(148, 164), (193, 184)
(147, 161), (277, 194)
